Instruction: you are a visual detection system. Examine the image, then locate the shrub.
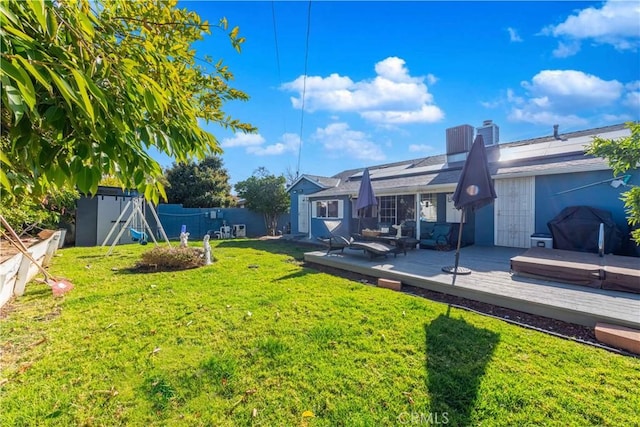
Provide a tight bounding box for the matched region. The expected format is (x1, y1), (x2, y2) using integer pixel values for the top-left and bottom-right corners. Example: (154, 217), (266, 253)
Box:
(136, 246), (209, 271)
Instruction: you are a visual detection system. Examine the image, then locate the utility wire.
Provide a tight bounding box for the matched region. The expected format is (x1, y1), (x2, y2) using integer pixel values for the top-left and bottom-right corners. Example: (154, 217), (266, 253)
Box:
(271, 0), (289, 162)
(295, 0), (312, 179)
(271, 1), (283, 86)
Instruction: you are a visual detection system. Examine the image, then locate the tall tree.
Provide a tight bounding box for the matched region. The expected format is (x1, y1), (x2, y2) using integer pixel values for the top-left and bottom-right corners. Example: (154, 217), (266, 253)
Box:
(0, 0), (255, 205)
(164, 156), (234, 208)
(587, 121), (640, 244)
(235, 168), (289, 236)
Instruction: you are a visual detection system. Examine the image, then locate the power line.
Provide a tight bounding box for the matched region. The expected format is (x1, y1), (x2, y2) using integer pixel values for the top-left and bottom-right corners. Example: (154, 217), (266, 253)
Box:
(271, 0), (290, 159)
(295, 0), (312, 179)
(271, 1), (282, 85)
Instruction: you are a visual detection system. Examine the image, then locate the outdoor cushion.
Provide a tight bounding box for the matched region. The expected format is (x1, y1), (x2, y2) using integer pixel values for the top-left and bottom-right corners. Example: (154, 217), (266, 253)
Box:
(420, 223), (452, 249)
(420, 222), (437, 239)
(317, 235), (351, 254)
(350, 241), (401, 259)
(401, 220), (417, 238)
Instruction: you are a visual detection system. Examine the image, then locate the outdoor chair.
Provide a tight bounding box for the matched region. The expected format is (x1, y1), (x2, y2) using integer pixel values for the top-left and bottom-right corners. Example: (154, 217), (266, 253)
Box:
(319, 235), (403, 259)
(317, 235), (351, 254)
(401, 220), (417, 238)
(420, 223), (453, 250)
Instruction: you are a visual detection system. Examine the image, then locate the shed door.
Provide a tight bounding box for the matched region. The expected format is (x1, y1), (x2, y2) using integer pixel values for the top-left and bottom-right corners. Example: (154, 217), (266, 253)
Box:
(494, 177), (535, 248)
(298, 195), (309, 234)
(97, 196), (133, 246)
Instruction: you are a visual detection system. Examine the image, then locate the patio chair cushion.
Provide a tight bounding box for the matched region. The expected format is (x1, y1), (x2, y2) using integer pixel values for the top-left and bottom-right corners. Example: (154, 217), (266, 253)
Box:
(401, 221), (417, 238)
(420, 222), (437, 239)
(350, 240), (402, 259)
(317, 235), (352, 253)
(420, 223), (453, 249)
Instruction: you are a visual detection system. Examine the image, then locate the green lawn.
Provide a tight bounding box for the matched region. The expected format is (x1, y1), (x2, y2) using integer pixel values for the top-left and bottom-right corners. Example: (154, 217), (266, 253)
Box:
(1, 239), (639, 426)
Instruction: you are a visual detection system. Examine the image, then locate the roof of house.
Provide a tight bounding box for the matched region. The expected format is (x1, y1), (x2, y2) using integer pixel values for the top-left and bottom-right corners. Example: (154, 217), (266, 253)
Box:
(286, 174), (341, 193)
(307, 123), (630, 199)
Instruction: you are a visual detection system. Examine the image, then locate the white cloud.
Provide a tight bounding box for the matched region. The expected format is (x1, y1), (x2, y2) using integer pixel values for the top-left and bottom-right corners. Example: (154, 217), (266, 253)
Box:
(281, 57), (444, 125)
(247, 133), (300, 156)
(481, 100), (501, 109)
(374, 56), (415, 82)
(624, 80), (640, 109)
(507, 69), (626, 126)
(312, 123), (385, 161)
(602, 113), (633, 122)
(623, 91), (640, 109)
(523, 70), (623, 108)
(361, 105), (444, 124)
(408, 144), (434, 153)
(542, 0), (640, 56)
(508, 109), (587, 127)
(552, 41), (581, 58)
(507, 27), (522, 42)
(221, 133), (265, 148)
(507, 88), (524, 105)
(222, 132), (299, 157)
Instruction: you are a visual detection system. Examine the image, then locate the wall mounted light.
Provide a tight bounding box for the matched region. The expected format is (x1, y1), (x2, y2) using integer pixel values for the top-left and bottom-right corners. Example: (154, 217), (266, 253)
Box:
(610, 175), (631, 188)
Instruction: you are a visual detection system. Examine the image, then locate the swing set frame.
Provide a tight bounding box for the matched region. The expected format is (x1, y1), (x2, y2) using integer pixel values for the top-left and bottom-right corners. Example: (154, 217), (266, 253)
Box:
(101, 197), (171, 255)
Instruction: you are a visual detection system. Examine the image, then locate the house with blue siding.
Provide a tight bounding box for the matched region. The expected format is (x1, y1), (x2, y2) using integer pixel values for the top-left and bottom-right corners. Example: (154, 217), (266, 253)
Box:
(286, 123), (637, 254)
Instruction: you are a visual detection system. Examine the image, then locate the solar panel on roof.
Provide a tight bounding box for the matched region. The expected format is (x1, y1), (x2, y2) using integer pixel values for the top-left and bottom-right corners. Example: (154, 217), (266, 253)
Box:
(350, 164), (413, 179)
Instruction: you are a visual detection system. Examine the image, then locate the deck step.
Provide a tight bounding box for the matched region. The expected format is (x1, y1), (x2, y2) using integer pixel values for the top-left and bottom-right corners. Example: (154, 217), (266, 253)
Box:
(595, 323), (640, 354)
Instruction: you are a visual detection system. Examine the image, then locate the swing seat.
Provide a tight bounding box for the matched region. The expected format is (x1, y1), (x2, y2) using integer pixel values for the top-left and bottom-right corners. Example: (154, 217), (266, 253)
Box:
(129, 228), (148, 244)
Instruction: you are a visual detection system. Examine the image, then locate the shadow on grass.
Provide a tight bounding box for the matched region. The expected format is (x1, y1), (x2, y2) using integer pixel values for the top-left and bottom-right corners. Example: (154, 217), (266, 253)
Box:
(272, 268), (322, 282)
(215, 238), (318, 259)
(426, 308), (499, 425)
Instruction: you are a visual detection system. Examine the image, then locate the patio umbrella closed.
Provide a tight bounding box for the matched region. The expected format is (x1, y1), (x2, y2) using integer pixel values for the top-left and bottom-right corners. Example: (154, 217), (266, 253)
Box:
(356, 168), (378, 232)
(443, 135), (497, 278)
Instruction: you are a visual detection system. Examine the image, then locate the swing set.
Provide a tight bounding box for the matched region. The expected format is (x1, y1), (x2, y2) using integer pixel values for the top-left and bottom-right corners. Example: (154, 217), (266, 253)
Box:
(101, 197), (171, 255)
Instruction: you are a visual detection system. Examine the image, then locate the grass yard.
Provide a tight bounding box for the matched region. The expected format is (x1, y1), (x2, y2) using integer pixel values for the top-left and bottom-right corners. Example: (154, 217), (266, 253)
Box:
(1, 239), (639, 426)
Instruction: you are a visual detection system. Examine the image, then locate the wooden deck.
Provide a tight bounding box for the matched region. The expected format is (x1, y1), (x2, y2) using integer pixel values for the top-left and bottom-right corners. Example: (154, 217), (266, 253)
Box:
(304, 245), (640, 330)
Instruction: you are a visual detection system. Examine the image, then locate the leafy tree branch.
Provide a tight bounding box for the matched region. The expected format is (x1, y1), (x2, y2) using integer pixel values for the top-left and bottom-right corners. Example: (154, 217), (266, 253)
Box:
(587, 122), (640, 244)
(0, 0), (256, 207)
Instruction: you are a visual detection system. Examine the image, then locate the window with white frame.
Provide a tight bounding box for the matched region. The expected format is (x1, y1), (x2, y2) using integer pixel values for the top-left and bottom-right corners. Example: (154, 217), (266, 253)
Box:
(312, 200), (343, 219)
(420, 193), (438, 222)
(378, 196), (396, 224)
(352, 198), (378, 219)
(378, 195), (416, 225)
(445, 193), (465, 223)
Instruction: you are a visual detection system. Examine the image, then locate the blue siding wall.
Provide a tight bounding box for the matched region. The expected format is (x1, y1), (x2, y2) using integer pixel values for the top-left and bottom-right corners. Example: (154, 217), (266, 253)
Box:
(535, 170), (639, 236)
(157, 204), (289, 239)
(436, 193), (447, 221)
(474, 204), (495, 246)
(309, 196), (352, 238)
(288, 179), (324, 234)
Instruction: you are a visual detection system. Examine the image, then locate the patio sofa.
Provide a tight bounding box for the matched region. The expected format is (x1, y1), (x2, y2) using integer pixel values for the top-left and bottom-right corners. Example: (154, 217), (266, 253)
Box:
(420, 223), (454, 250)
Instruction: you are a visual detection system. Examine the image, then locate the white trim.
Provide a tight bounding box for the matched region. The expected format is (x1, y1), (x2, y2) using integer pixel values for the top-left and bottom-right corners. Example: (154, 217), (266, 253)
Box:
(312, 199), (343, 219)
(494, 162), (609, 179)
(286, 175), (338, 193)
(298, 195), (309, 233)
(494, 176), (535, 248)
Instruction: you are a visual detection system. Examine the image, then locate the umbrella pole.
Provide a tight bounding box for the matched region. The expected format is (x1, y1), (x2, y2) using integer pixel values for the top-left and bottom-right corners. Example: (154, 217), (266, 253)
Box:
(442, 208), (470, 281)
(453, 208), (465, 276)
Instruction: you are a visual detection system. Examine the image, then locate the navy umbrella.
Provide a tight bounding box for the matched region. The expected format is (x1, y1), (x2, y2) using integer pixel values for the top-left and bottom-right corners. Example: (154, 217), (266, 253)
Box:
(355, 168), (378, 232)
(443, 135), (497, 279)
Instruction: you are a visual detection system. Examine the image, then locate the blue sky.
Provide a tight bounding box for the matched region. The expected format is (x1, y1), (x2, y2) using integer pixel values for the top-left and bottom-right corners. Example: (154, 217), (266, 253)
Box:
(158, 1), (640, 187)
